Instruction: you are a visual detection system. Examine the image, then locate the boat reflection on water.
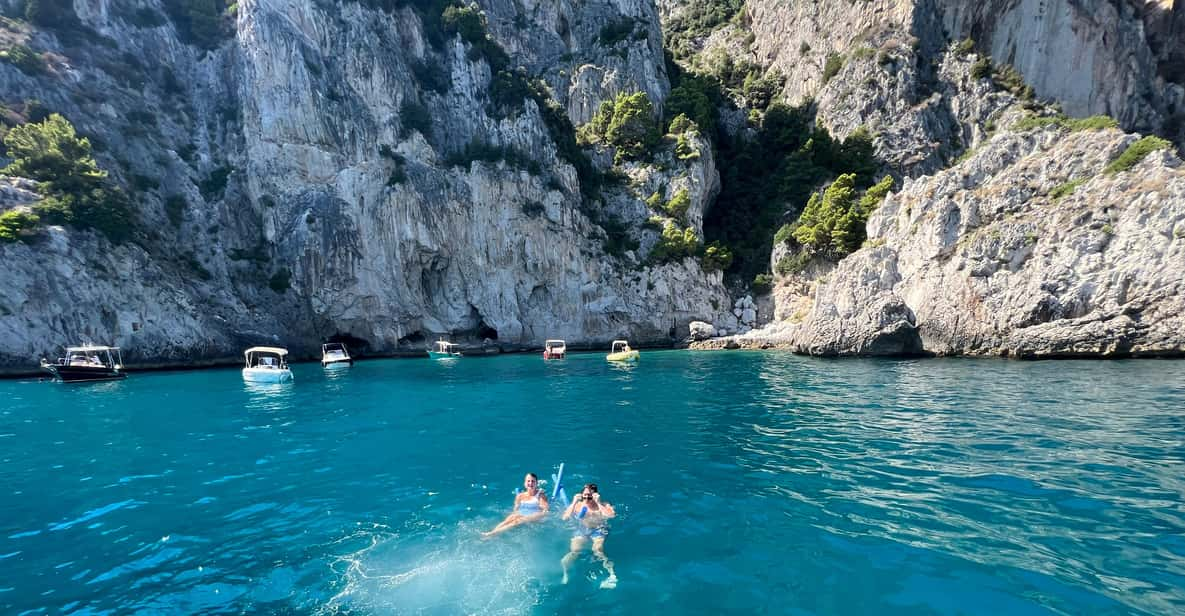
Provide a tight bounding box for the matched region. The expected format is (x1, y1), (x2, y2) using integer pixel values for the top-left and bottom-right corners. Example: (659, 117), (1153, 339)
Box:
(242, 380), (295, 412)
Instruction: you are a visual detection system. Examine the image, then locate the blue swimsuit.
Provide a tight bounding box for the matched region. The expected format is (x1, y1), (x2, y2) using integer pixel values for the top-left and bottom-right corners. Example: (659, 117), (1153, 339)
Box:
(517, 494), (543, 515)
(574, 525), (608, 539)
(573, 505), (608, 539)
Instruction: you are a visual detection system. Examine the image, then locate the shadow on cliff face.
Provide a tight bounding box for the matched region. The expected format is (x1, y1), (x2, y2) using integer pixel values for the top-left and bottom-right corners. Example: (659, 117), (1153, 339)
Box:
(326, 332), (372, 355)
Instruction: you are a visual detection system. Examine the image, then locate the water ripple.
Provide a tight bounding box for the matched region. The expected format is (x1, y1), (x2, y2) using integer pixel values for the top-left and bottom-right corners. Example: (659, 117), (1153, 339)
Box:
(0, 353), (1183, 614)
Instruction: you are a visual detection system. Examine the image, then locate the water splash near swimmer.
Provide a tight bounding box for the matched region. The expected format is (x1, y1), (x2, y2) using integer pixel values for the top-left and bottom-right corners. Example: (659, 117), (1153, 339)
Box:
(321, 517), (552, 614)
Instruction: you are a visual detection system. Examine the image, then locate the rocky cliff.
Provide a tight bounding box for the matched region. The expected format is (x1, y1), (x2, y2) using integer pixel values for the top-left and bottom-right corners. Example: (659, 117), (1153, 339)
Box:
(0, 0), (732, 373)
(704, 117), (1185, 358)
(747, 0), (1184, 147)
(671, 0), (1185, 357)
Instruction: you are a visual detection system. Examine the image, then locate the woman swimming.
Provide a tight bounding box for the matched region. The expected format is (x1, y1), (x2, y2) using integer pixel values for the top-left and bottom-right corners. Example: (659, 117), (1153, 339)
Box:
(561, 483), (618, 588)
(481, 472), (549, 538)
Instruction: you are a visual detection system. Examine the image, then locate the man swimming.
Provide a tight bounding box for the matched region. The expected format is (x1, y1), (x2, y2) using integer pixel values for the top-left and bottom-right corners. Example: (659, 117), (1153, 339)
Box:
(561, 483), (618, 588)
(481, 472), (549, 538)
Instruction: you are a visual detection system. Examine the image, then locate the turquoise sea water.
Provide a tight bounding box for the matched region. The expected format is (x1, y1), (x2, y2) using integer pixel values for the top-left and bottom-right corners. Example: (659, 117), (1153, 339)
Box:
(2, 351), (1184, 614)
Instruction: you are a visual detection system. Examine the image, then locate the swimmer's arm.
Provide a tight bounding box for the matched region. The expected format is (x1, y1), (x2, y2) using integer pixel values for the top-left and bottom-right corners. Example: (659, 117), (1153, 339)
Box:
(600, 502), (616, 518)
(539, 493), (550, 512)
(561, 498), (578, 520)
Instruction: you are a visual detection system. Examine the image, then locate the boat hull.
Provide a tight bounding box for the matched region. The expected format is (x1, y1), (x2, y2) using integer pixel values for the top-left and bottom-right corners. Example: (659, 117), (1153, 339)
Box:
(42, 365), (127, 383)
(606, 351), (639, 362)
(242, 367), (294, 383)
(321, 358), (353, 367)
(428, 352), (461, 360)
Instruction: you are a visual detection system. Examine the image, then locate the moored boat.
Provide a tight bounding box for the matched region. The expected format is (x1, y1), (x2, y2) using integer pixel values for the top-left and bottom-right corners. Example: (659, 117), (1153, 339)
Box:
(606, 340), (639, 362)
(543, 339), (567, 359)
(242, 347), (294, 383)
(321, 342), (353, 367)
(428, 339), (462, 359)
(40, 345), (127, 383)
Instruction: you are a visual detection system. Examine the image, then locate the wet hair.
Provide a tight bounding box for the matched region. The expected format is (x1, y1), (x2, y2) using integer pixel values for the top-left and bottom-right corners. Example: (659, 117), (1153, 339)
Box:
(526, 472), (538, 480)
(583, 483), (598, 493)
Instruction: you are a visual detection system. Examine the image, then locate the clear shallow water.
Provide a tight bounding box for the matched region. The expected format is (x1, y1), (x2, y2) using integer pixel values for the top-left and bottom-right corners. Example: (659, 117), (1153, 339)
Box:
(2, 352), (1184, 614)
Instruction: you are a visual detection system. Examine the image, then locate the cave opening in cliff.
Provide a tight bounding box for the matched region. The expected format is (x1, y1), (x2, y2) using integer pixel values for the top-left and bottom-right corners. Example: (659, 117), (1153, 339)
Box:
(325, 332), (370, 354)
(398, 331), (426, 347)
(476, 321), (498, 341)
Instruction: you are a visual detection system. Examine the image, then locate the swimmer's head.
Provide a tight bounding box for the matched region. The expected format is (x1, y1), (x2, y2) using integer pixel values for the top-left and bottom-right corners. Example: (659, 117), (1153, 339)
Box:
(581, 483), (598, 500)
(523, 473), (538, 490)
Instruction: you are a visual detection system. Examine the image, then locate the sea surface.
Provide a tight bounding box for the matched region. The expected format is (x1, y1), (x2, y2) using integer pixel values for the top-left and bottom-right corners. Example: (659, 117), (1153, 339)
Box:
(1, 351), (1184, 614)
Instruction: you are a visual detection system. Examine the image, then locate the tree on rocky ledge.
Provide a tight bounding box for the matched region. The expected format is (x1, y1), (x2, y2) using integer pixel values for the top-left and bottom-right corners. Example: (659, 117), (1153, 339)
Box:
(791, 173), (894, 255)
(3, 114), (135, 242)
(578, 92), (661, 163)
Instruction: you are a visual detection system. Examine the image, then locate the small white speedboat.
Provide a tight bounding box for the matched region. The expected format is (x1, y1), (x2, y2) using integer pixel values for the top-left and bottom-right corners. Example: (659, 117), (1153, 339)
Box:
(321, 342), (353, 368)
(242, 346), (294, 383)
(543, 339), (566, 359)
(428, 339), (462, 359)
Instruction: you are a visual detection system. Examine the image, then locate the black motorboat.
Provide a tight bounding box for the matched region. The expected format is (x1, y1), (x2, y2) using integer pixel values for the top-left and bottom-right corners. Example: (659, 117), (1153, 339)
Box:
(41, 346), (127, 383)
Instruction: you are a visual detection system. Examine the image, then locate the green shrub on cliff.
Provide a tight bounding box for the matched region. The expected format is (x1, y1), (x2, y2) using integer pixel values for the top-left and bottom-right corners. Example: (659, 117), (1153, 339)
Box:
(1049, 178), (1085, 200)
(751, 273), (773, 294)
(650, 220), (700, 262)
(773, 223), (795, 245)
(1105, 136), (1174, 175)
(2, 114), (135, 241)
(1012, 113), (1118, 133)
(578, 92), (661, 163)
(970, 57), (992, 80)
(792, 173), (893, 255)
(1, 44), (47, 75)
(664, 189), (691, 220)
(822, 53), (845, 85)
(663, 0), (744, 59)
(700, 240), (733, 271)
(0, 209), (39, 242)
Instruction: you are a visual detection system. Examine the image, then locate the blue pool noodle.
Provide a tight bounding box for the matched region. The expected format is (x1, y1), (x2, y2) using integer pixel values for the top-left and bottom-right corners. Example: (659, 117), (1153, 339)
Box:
(551, 463), (569, 509)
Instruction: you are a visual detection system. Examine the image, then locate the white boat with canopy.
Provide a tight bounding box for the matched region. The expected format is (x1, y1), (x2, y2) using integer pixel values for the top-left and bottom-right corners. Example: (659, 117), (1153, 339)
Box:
(242, 346), (294, 383)
(428, 339), (462, 359)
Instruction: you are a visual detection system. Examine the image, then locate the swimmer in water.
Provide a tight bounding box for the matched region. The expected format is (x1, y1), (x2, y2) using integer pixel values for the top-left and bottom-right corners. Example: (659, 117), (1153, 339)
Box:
(561, 483), (618, 588)
(481, 472), (549, 538)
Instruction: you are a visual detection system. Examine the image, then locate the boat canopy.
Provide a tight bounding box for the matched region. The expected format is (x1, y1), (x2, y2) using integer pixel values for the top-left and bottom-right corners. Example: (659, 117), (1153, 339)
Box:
(322, 342), (347, 352)
(545, 339), (566, 347)
(244, 346), (289, 357)
(66, 345), (120, 353)
(610, 340), (630, 352)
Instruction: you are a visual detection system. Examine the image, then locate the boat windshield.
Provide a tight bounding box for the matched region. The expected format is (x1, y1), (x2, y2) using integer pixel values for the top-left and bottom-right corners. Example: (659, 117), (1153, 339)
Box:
(68, 353), (108, 367)
(251, 354), (285, 368)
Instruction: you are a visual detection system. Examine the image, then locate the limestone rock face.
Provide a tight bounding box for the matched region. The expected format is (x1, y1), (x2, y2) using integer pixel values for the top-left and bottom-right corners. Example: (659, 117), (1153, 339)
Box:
(765, 127), (1185, 357)
(748, 0), (1185, 146)
(813, 39), (1018, 177)
(687, 320), (714, 341)
(0, 0), (729, 373)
